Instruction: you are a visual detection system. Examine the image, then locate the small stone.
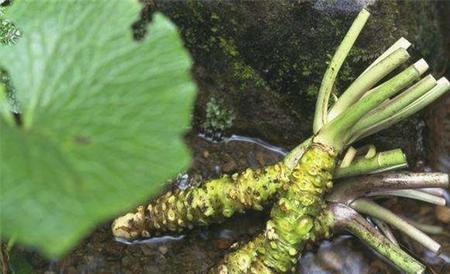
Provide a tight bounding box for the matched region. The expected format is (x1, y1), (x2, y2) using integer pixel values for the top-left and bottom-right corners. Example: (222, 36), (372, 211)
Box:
(140, 245), (153, 256)
(436, 205), (450, 223)
(222, 159), (237, 173)
(158, 245), (168, 255)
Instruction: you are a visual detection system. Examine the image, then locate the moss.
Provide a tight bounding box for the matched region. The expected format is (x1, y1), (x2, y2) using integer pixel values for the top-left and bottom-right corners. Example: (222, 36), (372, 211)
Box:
(202, 97), (235, 140)
(158, 1), (269, 92)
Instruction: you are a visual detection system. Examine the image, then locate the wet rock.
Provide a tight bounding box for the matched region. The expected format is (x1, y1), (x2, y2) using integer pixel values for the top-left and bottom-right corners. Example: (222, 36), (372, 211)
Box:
(149, 0), (447, 153)
(140, 245), (154, 256)
(436, 206), (450, 223)
(426, 93), (450, 172)
(158, 245), (169, 255)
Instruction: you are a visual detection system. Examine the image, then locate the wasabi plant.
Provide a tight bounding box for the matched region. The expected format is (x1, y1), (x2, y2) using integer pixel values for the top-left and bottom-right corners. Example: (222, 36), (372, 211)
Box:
(202, 97), (235, 141)
(113, 8), (450, 274)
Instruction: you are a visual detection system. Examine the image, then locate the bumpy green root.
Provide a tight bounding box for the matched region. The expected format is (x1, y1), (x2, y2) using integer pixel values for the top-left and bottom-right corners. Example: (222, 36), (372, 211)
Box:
(210, 144), (336, 274)
(112, 163), (289, 239)
(112, 146), (404, 240)
(210, 234), (269, 274)
(230, 144), (336, 273)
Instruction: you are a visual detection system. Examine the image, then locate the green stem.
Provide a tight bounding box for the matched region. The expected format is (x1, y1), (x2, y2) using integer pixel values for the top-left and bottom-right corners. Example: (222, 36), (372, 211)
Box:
(328, 48), (410, 121)
(283, 137), (312, 169)
(360, 37), (411, 75)
(372, 218), (399, 246)
(334, 149), (407, 178)
(339, 146), (357, 168)
(328, 203), (425, 274)
(355, 77), (450, 141)
(350, 198), (441, 253)
(313, 9), (370, 133)
(369, 189), (446, 206)
(363, 144), (377, 158)
(350, 75), (437, 141)
(316, 60), (427, 150)
(328, 172), (449, 204)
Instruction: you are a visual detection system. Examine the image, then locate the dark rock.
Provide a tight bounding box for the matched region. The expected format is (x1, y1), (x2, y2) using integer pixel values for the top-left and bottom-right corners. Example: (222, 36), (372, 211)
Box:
(145, 0), (447, 159)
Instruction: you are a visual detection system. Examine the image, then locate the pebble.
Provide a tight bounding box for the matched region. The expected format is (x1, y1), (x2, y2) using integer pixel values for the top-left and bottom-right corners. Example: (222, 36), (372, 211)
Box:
(140, 245), (153, 256)
(222, 158), (237, 173)
(158, 245), (169, 255)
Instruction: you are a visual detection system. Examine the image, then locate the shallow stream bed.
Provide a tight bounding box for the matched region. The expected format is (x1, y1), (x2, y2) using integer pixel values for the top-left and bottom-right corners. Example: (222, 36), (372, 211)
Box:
(10, 119), (450, 273)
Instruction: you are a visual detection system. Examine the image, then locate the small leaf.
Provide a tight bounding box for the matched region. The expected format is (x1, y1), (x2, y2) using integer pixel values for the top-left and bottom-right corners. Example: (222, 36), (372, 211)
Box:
(0, 0), (196, 257)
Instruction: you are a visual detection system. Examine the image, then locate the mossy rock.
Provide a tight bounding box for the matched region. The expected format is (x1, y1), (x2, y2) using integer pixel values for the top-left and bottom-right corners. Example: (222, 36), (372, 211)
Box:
(141, 0), (446, 163)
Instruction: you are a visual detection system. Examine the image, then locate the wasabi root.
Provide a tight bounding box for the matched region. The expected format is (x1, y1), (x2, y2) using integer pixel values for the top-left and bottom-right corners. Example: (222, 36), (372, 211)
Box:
(112, 148), (406, 239)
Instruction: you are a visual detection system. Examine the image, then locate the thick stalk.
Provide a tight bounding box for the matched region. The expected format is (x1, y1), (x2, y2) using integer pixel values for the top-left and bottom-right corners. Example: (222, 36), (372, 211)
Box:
(355, 77), (450, 141)
(328, 203), (425, 273)
(334, 149), (406, 178)
(369, 189), (446, 206)
(327, 172), (449, 204)
(316, 60), (428, 150)
(360, 37), (411, 75)
(283, 137), (312, 169)
(350, 198), (441, 253)
(350, 75), (436, 139)
(418, 188), (447, 197)
(372, 218), (399, 246)
(327, 48), (410, 121)
(313, 9), (370, 133)
(339, 146), (357, 168)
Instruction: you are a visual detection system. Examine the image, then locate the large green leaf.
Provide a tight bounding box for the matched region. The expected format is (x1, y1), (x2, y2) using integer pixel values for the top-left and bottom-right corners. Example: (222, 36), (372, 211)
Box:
(0, 0), (195, 257)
